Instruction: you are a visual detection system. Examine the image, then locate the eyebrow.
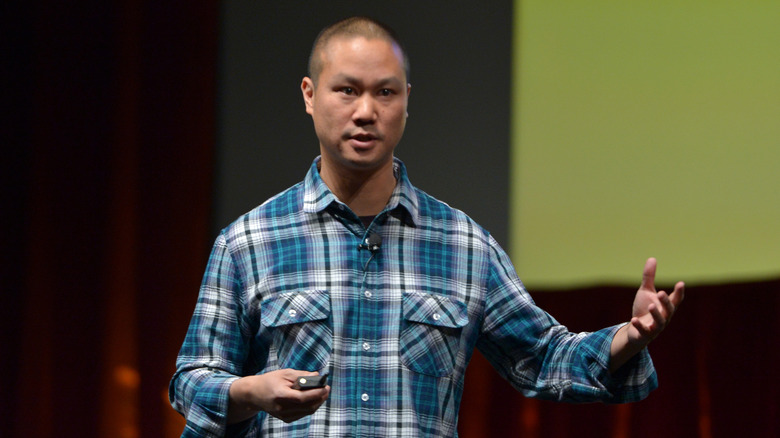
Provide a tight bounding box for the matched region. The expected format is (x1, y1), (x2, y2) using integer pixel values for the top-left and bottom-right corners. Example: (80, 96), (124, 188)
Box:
(332, 74), (405, 88)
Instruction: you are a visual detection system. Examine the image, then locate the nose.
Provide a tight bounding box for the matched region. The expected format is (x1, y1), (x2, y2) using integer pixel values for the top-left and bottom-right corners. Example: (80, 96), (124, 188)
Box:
(352, 95), (376, 125)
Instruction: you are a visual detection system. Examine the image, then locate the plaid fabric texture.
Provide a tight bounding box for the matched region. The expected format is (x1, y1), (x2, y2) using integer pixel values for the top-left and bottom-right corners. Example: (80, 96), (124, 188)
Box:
(170, 157), (657, 437)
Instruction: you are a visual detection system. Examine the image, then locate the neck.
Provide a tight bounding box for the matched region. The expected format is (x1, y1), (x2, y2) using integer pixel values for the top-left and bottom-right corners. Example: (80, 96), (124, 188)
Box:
(319, 158), (396, 217)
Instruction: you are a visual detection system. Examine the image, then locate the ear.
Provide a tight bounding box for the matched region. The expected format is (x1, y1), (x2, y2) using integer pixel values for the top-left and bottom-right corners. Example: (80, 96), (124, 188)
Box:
(301, 77), (315, 115)
(405, 83), (411, 118)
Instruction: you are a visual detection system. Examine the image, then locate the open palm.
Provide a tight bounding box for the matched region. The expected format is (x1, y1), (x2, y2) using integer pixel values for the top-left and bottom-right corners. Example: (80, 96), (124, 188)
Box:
(627, 258), (685, 347)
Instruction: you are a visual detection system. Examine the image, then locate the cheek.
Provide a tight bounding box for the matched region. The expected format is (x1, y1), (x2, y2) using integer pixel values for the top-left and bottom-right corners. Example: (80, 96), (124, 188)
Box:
(317, 104), (349, 127)
(314, 113), (353, 147)
(384, 109), (407, 131)
(313, 109), (338, 132)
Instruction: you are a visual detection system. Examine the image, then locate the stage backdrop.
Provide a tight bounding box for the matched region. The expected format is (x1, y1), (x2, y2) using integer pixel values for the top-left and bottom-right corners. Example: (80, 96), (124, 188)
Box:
(511, 0), (780, 288)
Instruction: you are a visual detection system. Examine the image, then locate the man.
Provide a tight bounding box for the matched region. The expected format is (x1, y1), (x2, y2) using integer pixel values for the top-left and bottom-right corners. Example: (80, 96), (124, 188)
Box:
(170, 16), (684, 437)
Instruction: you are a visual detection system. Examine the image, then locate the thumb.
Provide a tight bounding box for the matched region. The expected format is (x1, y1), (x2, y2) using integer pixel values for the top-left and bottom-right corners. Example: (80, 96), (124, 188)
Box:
(641, 257), (657, 292)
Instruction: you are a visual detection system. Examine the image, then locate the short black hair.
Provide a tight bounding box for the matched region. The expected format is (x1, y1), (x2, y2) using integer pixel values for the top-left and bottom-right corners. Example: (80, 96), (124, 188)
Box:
(308, 16), (410, 85)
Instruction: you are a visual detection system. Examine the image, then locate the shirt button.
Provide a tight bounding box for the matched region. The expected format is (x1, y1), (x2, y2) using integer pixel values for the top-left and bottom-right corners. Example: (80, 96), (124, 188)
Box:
(288, 309), (297, 318)
(432, 313), (441, 321)
(362, 342), (371, 351)
(364, 290), (372, 298)
(361, 393), (370, 402)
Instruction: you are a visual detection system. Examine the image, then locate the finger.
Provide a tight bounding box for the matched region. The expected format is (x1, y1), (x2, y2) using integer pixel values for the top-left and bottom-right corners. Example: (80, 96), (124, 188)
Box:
(648, 301), (666, 331)
(279, 368), (304, 383)
(657, 291), (674, 320)
(278, 387), (329, 422)
(640, 299), (666, 326)
(281, 384), (328, 401)
(669, 281), (685, 306)
(634, 304), (660, 332)
(630, 315), (655, 339)
(296, 386), (330, 403)
(641, 257), (657, 292)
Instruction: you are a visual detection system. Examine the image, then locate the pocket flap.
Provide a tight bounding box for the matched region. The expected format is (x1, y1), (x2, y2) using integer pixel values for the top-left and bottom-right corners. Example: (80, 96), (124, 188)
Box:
(402, 291), (468, 328)
(260, 290), (330, 327)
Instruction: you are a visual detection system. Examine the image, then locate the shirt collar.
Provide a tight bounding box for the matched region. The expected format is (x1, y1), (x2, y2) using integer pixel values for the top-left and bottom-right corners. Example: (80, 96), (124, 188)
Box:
(302, 156), (419, 227)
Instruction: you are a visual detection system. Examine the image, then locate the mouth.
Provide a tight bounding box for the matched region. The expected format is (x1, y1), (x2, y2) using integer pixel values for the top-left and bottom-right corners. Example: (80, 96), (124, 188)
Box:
(347, 132), (380, 148)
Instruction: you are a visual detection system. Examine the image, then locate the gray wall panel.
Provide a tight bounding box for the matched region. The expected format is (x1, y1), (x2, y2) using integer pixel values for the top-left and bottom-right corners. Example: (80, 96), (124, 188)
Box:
(216, 2), (512, 246)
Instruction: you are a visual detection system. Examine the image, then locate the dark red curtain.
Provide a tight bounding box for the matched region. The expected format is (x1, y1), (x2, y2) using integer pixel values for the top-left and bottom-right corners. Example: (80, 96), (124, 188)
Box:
(4, 1), (217, 437)
(4, 2), (778, 438)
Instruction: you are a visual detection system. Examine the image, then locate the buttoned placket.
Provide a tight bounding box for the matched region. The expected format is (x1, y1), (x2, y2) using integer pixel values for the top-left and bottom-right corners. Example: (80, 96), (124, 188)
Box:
(358, 234), (375, 415)
(355, 216), (385, 433)
(330, 201), (383, 424)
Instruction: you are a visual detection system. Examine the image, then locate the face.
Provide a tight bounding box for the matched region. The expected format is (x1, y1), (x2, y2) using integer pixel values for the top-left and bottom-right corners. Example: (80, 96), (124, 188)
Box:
(302, 36), (410, 176)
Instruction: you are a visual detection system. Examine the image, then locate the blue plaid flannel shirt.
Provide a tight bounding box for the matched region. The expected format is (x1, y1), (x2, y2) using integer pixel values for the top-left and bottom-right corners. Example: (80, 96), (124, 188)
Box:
(170, 157), (657, 437)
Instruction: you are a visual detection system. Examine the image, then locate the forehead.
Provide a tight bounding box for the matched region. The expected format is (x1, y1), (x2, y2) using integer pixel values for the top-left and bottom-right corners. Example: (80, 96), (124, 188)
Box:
(318, 36), (406, 81)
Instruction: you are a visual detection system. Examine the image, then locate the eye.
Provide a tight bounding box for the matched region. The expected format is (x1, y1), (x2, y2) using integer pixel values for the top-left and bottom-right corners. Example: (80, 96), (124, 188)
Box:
(378, 88), (394, 97)
(339, 87), (355, 95)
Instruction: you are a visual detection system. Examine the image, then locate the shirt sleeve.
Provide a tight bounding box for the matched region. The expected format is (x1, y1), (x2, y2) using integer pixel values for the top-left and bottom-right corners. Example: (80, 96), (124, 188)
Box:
(169, 232), (257, 437)
(476, 237), (657, 404)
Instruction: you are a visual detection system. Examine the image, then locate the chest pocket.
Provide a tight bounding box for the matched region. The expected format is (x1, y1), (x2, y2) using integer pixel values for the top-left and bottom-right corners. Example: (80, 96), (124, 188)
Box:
(400, 291), (469, 377)
(260, 290), (332, 371)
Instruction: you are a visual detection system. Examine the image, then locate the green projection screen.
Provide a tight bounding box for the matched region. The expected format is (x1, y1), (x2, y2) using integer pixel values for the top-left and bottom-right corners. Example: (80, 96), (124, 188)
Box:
(510, 1), (780, 288)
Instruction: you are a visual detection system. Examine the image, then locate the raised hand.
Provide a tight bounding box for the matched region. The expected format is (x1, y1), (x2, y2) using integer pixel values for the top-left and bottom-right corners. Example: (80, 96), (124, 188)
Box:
(627, 257), (685, 347)
(610, 257), (684, 372)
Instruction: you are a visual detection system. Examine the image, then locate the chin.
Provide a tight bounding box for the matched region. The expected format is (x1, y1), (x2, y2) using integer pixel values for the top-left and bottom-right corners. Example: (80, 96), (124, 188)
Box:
(346, 155), (392, 171)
